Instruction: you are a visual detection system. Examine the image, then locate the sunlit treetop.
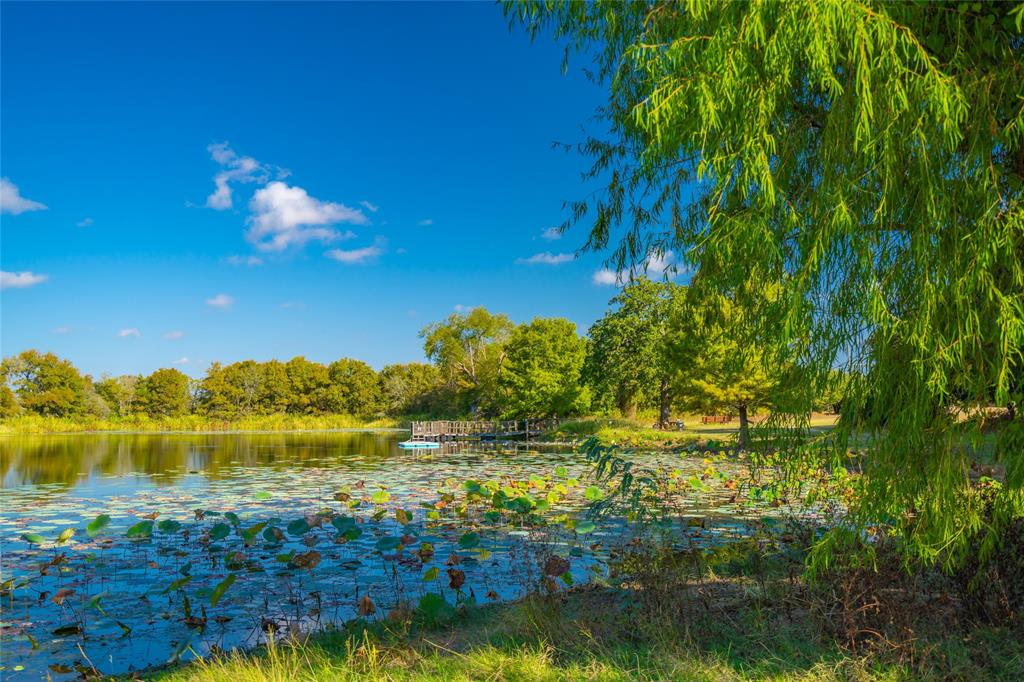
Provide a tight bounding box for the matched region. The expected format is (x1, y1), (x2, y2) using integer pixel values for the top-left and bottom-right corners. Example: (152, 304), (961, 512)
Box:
(508, 0), (1024, 567)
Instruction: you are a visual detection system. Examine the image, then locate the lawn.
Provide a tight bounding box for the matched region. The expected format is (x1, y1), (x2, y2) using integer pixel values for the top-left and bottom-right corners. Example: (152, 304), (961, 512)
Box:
(542, 414), (838, 449)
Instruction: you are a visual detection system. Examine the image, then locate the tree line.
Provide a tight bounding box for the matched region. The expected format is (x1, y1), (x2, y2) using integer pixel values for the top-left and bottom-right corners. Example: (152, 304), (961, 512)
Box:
(2, 281), (846, 437)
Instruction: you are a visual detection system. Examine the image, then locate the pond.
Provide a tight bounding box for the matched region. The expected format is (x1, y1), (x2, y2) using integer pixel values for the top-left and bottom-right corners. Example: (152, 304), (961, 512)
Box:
(0, 431), (778, 679)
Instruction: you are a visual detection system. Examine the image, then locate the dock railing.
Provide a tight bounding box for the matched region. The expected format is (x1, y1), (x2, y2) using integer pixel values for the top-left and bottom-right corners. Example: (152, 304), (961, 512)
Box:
(409, 418), (559, 441)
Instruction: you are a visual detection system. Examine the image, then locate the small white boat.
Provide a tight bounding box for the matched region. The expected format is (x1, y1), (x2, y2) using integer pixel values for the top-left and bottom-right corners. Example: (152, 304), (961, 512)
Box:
(398, 440), (440, 450)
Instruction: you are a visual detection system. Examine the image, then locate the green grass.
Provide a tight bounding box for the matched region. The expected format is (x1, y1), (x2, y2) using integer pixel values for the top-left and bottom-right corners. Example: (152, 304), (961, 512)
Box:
(145, 579), (1022, 682)
(543, 414), (839, 450)
(0, 411), (840, 440)
(0, 413), (405, 435)
(544, 416), (703, 448)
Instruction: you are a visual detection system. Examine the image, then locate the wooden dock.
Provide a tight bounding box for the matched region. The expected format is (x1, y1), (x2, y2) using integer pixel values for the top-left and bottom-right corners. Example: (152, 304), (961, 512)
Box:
(409, 418), (559, 442)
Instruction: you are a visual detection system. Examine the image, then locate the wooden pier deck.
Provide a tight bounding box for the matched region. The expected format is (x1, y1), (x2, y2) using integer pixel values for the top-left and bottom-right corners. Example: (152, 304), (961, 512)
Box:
(409, 418), (559, 442)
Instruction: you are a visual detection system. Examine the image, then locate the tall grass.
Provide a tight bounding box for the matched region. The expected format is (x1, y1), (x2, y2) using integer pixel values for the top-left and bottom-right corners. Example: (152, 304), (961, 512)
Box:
(149, 583), (1021, 682)
(0, 413), (405, 435)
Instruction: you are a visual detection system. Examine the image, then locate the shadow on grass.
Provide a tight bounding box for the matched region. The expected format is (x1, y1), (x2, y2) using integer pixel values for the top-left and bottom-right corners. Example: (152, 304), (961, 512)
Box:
(144, 578), (1024, 681)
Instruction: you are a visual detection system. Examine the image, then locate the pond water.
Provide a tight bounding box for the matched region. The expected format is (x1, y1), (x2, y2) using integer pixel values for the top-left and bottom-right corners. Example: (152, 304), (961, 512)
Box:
(0, 431), (771, 679)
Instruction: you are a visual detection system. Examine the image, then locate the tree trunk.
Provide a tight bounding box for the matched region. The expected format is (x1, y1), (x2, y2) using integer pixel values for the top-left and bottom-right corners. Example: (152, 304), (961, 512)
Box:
(737, 404), (750, 450)
(658, 377), (671, 427)
(617, 384), (637, 419)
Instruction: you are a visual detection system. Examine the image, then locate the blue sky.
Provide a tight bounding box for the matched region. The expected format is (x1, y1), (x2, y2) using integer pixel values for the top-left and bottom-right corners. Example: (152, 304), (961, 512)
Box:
(1, 2), (665, 377)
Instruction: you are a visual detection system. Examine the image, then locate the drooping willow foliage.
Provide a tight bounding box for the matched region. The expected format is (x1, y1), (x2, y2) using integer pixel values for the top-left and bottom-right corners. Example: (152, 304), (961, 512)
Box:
(506, 0), (1024, 569)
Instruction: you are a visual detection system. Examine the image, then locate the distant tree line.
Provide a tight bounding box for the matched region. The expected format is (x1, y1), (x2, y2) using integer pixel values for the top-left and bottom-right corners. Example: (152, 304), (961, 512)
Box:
(0, 352), (450, 422)
(1, 282), (851, 430)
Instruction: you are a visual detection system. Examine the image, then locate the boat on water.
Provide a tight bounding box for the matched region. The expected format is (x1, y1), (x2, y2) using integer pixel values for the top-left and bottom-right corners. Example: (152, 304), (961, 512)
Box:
(398, 440), (440, 450)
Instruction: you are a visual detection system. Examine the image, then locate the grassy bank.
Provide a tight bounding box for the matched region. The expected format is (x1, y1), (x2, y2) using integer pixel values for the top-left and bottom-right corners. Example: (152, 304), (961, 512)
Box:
(0, 413), (405, 435)
(0, 412), (838, 441)
(545, 417), (704, 449)
(146, 577), (1021, 681)
(541, 414), (839, 450)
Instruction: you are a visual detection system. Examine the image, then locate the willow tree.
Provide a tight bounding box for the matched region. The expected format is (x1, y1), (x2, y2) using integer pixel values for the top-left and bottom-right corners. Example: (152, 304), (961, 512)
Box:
(509, 1), (1024, 567)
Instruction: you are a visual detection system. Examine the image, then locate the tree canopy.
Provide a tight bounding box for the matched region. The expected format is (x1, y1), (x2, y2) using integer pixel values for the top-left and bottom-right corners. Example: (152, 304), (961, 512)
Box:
(499, 317), (591, 418)
(586, 279), (684, 421)
(95, 375), (140, 417)
(509, 0), (1024, 566)
(668, 283), (782, 449)
(325, 359), (382, 417)
(0, 350), (88, 417)
(3, 304), (840, 426)
(136, 368), (191, 418)
(379, 362), (447, 416)
(421, 307), (514, 416)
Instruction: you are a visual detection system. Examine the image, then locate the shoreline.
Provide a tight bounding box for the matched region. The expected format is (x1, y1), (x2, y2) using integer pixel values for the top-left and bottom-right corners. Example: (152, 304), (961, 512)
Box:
(0, 429), (588, 450)
(0, 426), (411, 437)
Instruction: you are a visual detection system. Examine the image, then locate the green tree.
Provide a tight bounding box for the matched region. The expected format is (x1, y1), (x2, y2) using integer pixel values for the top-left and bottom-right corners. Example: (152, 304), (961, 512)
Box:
(500, 318), (590, 418)
(222, 360), (264, 416)
(259, 360), (292, 414)
(82, 379), (112, 418)
(0, 350), (87, 416)
(379, 362), (443, 416)
(586, 280), (684, 422)
(325, 358), (382, 417)
(199, 360), (291, 417)
(421, 307), (513, 416)
(668, 285), (781, 449)
(198, 362), (235, 417)
(0, 384), (20, 417)
(95, 375), (140, 416)
(284, 356), (330, 414)
(510, 1), (1024, 565)
(137, 368), (191, 418)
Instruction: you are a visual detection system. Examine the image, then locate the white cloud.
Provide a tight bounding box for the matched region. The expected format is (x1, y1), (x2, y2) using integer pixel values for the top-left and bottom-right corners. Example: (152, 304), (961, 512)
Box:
(118, 328), (141, 338)
(53, 326), (73, 335)
(592, 251), (679, 287)
(205, 142), (273, 210)
(0, 178), (47, 215)
(202, 143), (369, 254)
(324, 240), (383, 264)
(418, 218), (433, 226)
(76, 217), (94, 228)
(225, 254), (263, 266)
(164, 330), (185, 340)
(541, 227), (562, 241)
(247, 181), (366, 252)
(592, 269), (621, 286)
(516, 252), (574, 266)
(0, 271), (49, 289)
(206, 293), (234, 309)
(173, 357), (189, 365)
(645, 251), (675, 277)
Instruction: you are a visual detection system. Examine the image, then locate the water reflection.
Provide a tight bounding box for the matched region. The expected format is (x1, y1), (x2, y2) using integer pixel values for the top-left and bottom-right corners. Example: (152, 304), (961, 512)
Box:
(0, 431), (407, 489)
(0, 432), (773, 679)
